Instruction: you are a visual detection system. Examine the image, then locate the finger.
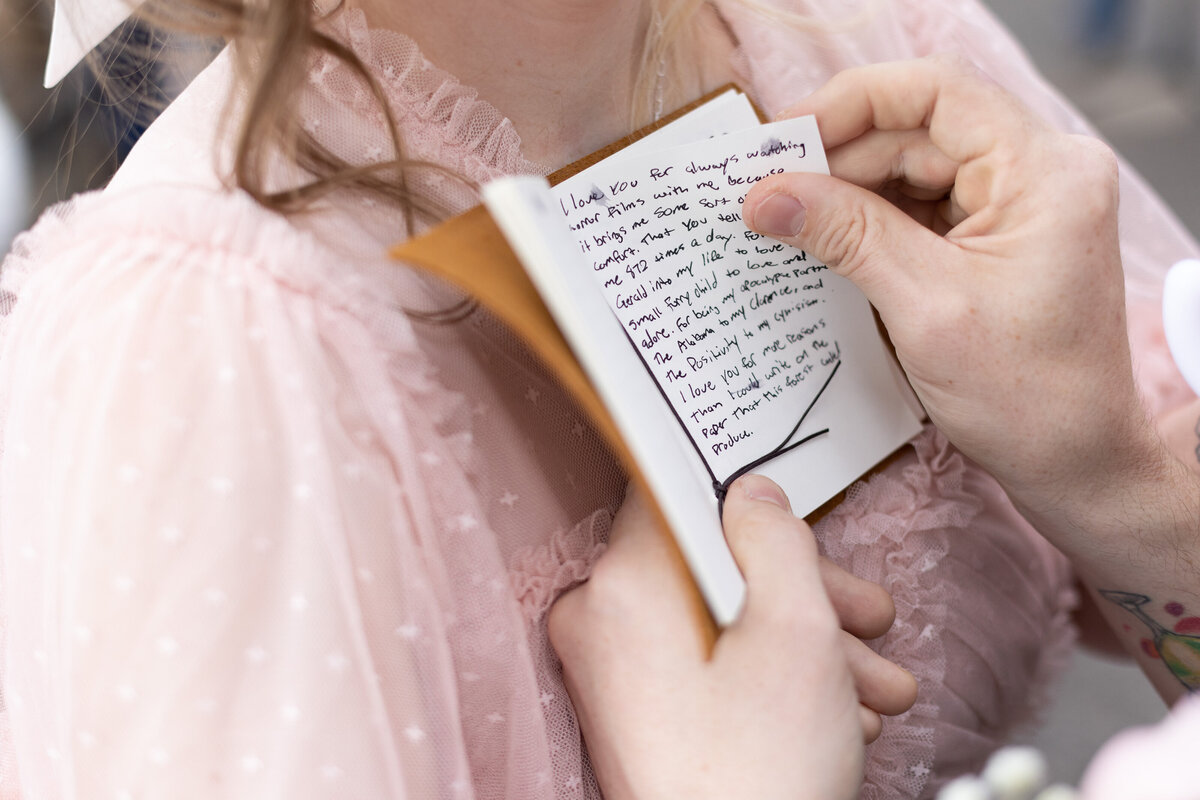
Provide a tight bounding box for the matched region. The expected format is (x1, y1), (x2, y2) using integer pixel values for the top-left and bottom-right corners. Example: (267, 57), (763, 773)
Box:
(777, 55), (1044, 161)
(593, 486), (710, 644)
(741, 171), (948, 309)
(818, 557), (896, 640)
(842, 632), (919, 717)
(827, 128), (959, 196)
(605, 486), (686, 574)
(859, 705), (883, 744)
(939, 187), (970, 230)
(878, 190), (956, 236)
(720, 475), (827, 617)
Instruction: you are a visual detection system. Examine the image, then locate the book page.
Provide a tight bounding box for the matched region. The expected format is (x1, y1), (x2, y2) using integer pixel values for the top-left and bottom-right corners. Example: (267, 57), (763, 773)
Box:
(551, 116), (924, 513)
(482, 112), (924, 625)
(616, 90), (758, 156)
(484, 177), (747, 626)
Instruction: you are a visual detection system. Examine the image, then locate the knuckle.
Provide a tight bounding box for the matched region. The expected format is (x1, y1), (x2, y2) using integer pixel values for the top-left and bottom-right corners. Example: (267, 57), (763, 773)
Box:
(812, 202), (874, 278)
(1057, 135), (1120, 222)
(746, 596), (798, 633)
(927, 52), (981, 81)
(1071, 133), (1117, 167)
(1074, 136), (1119, 195)
(759, 595), (841, 642)
(826, 61), (872, 92)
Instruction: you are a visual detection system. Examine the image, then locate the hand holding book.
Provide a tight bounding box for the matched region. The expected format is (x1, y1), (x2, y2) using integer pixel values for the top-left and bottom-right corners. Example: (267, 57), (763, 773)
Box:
(743, 57), (1200, 705)
(394, 87), (922, 626)
(482, 94), (922, 624)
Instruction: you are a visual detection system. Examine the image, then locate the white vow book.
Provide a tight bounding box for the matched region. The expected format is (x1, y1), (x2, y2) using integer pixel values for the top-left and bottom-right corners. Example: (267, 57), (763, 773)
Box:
(480, 91), (924, 625)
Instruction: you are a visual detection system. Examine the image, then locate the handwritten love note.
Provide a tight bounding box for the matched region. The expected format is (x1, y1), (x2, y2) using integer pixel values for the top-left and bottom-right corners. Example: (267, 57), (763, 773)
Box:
(482, 105), (924, 624)
(551, 116), (912, 493)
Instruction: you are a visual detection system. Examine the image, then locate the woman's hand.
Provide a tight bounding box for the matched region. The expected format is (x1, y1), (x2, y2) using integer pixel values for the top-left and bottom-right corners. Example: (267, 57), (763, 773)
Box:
(548, 475), (916, 800)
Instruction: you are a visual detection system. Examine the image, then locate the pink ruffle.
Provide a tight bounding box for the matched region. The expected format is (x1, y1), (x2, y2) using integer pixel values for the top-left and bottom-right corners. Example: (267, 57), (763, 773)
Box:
(311, 10), (547, 184)
(820, 431), (983, 557)
(4, 188), (380, 330)
(510, 511), (611, 620)
(816, 429), (1077, 798)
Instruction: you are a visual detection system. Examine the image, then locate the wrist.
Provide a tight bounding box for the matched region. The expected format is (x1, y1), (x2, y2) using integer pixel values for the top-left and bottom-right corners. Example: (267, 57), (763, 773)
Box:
(1008, 415), (1200, 572)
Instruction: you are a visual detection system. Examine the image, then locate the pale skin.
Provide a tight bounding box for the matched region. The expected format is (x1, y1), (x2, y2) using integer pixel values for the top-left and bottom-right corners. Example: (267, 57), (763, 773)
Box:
(549, 53), (1200, 800)
(349, 0), (919, 796)
(349, 0), (739, 166)
(1158, 398), (1200, 477)
(743, 55), (1200, 705)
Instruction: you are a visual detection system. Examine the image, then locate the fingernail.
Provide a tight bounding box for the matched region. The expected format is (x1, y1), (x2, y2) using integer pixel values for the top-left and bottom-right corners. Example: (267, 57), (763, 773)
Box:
(739, 474), (791, 511)
(751, 193), (806, 237)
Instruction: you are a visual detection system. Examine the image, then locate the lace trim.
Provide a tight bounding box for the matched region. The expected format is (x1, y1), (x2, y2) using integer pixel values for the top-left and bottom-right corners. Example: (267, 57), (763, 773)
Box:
(313, 9), (549, 181)
(815, 429), (979, 799)
(815, 429), (1077, 798)
(510, 510), (611, 620)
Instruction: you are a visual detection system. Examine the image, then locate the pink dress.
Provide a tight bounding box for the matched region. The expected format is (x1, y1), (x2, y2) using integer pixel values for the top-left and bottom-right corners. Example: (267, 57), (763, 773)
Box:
(0, 1), (1194, 798)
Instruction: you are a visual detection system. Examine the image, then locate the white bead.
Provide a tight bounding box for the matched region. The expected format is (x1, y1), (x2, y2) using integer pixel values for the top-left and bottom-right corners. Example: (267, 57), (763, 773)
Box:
(936, 776), (990, 800)
(982, 746), (1048, 799)
(1033, 786), (1080, 800)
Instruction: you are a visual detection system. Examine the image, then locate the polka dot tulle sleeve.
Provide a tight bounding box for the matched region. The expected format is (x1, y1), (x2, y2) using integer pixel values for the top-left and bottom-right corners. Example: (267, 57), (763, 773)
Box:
(0, 191), (604, 799)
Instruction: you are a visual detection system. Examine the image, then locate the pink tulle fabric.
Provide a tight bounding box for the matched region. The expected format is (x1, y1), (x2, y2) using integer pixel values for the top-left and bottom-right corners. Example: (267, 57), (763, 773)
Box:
(0, 1), (1195, 799)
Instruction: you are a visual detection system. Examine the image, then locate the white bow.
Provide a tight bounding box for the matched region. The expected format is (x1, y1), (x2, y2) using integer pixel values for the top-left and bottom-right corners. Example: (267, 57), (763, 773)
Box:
(45, 0), (150, 87)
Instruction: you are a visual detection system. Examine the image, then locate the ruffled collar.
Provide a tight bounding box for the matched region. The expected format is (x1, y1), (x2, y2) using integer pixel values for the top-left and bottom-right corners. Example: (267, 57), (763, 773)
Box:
(311, 8), (551, 182)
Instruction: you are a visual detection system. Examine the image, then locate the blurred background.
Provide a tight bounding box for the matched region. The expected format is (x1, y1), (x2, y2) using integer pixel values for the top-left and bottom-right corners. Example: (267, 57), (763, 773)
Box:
(986, 0), (1200, 239)
(0, 0), (127, 246)
(0, 0), (212, 253)
(0, 0), (1196, 787)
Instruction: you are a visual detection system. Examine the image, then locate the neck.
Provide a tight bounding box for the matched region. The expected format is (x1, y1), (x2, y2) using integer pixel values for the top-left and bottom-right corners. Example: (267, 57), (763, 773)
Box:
(350, 0), (736, 167)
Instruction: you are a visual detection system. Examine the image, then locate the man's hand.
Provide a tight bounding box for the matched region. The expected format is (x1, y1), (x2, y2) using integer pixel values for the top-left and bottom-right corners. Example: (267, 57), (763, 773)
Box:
(742, 55), (1162, 541)
(742, 56), (1200, 703)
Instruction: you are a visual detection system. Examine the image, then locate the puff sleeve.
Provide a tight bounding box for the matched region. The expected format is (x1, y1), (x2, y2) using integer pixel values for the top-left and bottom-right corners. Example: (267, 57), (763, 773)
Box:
(0, 190), (560, 800)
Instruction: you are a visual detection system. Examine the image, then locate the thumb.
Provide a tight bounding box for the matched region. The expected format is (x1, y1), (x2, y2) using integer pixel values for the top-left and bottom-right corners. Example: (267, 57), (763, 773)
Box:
(720, 474), (826, 618)
(742, 172), (945, 312)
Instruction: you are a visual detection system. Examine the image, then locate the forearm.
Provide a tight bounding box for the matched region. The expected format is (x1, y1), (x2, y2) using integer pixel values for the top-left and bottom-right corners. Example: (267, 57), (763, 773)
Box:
(1157, 398), (1200, 478)
(1010, 425), (1200, 703)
